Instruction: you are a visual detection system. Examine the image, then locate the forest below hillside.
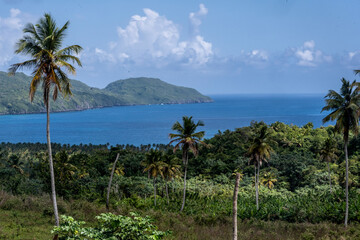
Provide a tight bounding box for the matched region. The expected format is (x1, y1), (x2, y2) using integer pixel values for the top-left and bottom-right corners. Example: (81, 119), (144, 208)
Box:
(1, 121), (360, 239)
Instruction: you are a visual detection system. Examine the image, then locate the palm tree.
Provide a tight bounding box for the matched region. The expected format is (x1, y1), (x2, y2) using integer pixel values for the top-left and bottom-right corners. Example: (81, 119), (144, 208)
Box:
(7, 154), (25, 175)
(8, 13), (82, 226)
(319, 137), (338, 193)
(247, 125), (274, 210)
(107, 153), (120, 211)
(169, 116), (206, 212)
(54, 151), (77, 189)
(162, 153), (181, 204)
(260, 171), (277, 189)
(142, 149), (164, 206)
(322, 78), (360, 227)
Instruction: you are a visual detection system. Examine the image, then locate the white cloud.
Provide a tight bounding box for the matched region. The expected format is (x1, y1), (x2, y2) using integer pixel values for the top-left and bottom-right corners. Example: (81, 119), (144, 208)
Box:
(189, 3), (208, 35)
(226, 49), (269, 68)
(342, 50), (360, 69)
(0, 8), (24, 65)
(294, 40), (331, 67)
(0, 8), (34, 67)
(95, 48), (117, 63)
(303, 40), (315, 49)
(95, 4), (213, 68)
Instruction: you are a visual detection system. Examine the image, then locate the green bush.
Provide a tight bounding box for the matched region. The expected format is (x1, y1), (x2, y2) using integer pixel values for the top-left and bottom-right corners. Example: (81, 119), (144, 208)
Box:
(52, 212), (170, 240)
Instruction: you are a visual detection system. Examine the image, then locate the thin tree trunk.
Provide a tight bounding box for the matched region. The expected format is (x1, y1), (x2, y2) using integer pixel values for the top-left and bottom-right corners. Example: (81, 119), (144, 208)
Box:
(166, 181), (169, 205)
(106, 153), (120, 211)
(233, 173), (240, 240)
(180, 151), (188, 212)
(257, 160), (260, 189)
(345, 140), (349, 227)
(327, 162), (332, 193)
(255, 164), (259, 211)
(172, 178), (175, 193)
(154, 177), (157, 206)
(46, 100), (59, 227)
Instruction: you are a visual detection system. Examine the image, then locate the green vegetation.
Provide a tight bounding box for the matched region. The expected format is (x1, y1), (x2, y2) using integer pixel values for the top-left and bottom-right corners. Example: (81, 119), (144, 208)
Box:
(52, 213), (168, 240)
(1, 13), (359, 239)
(0, 72), (212, 115)
(2, 117), (360, 238)
(105, 77), (213, 105)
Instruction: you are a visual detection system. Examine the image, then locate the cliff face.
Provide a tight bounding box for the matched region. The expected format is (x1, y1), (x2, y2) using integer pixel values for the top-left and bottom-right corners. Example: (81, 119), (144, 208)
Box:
(0, 72), (212, 115)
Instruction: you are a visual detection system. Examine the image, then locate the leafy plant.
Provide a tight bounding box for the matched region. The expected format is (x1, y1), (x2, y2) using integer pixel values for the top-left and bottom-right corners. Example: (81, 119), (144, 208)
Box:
(52, 212), (169, 240)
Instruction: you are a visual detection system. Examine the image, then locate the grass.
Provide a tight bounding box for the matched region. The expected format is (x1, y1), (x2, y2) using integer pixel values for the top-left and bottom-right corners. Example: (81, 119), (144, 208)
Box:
(1, 193), (360, 239)
(0, 210), (52, 240)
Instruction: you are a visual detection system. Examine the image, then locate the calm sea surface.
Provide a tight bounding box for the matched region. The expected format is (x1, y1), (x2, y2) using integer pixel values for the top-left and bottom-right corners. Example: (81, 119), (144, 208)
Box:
(0, 94), (329, 145)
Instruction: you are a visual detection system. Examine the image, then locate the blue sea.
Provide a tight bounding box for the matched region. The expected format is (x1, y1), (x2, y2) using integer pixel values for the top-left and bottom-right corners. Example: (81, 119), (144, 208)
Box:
(0, 94), (329, 146)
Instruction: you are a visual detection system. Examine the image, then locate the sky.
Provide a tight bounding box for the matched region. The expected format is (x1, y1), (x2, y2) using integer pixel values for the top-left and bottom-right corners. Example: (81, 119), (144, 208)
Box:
(1, 0), (360, 94)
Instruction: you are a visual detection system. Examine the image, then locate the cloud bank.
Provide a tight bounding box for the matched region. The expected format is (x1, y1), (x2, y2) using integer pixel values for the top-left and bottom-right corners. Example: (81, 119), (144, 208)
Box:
(95, 4), (213, 67)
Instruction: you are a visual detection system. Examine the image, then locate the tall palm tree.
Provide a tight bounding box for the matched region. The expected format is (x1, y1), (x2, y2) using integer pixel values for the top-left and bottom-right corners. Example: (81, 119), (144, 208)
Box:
(247, 125), (274, 210)
(162, 153), (181, 204)
(142, 149), (164, 206)
(8, 13), (82, 226)
(169, 116), (206, 212)
(107, 153), (120, 211)
(319, 137), (338, 193)
(322, 78), (360, 227)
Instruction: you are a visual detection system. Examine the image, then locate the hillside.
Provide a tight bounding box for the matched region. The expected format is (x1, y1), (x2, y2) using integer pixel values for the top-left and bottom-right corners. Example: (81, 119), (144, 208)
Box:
(0, 72), (212, 115)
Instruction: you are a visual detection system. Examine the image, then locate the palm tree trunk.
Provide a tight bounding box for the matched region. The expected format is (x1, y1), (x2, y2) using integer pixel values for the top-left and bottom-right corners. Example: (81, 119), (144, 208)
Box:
(46, 100), (59, 227)
(345, 140), (349, 227)
(233, 173), (240, 240)
(180, 151), (188, 212)
(106, 153), (120, 211)
(327, 162), (332, 193)
(166, 181), (169, 205)
(255, 164), (259, 211)
(154, 177), (157, 206)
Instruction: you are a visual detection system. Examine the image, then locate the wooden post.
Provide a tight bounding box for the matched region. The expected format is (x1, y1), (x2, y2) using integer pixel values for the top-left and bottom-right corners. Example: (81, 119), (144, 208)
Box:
(233, 173), (240, 240)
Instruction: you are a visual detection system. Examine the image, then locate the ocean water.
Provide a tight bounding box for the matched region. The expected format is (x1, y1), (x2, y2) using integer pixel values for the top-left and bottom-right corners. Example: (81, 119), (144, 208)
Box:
(0, 94), (329, 145)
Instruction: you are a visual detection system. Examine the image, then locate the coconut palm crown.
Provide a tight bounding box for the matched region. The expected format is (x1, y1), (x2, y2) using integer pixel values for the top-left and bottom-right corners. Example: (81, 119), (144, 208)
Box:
(8, 13), (82, 103)
(169, 116), (206, 159)
(321, 78), (360, 142)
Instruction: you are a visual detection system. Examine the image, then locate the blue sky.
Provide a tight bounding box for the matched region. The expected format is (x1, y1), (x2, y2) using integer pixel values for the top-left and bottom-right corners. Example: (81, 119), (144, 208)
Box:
(1, 0), (360, 94)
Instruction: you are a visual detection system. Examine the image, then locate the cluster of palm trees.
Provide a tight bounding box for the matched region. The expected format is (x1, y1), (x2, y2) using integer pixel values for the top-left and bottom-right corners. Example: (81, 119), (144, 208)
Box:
(141, 116), (208, 210)
(243, 79), (360, 228)
(141, 149), (181, 206)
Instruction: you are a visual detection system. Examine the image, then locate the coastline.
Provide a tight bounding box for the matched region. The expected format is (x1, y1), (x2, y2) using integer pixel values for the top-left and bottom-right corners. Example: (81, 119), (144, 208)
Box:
(0, 98), (214, 116)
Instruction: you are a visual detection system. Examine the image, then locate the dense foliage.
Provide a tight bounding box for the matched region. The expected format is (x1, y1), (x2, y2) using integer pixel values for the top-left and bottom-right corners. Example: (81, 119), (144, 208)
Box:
(1, 121), (360, 226)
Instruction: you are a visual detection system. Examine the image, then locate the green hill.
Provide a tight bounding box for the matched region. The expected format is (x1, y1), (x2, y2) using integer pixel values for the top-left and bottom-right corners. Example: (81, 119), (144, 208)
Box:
(0, 72), (212, 115)
(105, 77), (212, 105)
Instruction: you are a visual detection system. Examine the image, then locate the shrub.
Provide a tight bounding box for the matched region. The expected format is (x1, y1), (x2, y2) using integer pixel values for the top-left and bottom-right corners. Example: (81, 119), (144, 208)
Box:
(52, 212), (170, 240)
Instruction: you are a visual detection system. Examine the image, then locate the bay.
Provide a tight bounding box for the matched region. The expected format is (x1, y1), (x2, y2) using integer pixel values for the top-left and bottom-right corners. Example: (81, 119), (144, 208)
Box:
(0, 94), (329, 146)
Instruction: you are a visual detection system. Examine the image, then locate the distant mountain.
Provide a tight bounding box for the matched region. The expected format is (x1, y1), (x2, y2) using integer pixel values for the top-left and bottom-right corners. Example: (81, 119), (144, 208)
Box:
(0, 72), (212, 115)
